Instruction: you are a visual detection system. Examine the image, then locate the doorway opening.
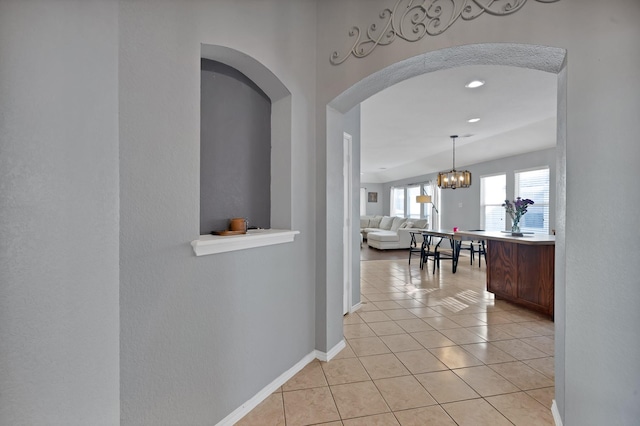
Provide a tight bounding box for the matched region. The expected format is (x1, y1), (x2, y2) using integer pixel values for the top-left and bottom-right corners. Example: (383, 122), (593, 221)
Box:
(326, 41), (567, 413)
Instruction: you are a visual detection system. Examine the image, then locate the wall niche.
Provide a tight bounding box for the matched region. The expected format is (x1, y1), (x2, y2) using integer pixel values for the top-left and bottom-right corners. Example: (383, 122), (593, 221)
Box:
(200, 59), (271, 234)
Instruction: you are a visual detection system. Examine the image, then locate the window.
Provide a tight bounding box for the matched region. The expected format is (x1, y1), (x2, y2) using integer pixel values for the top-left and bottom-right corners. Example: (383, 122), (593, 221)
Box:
(421, 184), (436, 227)
(516, 168), (550, 234)
(360, 188), (367, 216)
(407, 186), (421, 219)
(390, 187), (405, 217)
(389, 184), (436, 225)
(481, 174), (506, 231)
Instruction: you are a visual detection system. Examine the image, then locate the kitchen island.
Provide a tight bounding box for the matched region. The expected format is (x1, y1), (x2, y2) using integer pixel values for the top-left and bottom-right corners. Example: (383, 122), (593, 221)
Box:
(455, 231), (555, 318)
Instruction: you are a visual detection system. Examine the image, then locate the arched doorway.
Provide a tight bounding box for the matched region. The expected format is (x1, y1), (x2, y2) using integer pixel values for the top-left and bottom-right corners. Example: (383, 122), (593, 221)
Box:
(323, 42), (567, 417)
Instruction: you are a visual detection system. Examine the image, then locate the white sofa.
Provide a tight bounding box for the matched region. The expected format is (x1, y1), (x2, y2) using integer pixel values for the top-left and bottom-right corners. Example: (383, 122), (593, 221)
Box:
(360, 215), (429, 250)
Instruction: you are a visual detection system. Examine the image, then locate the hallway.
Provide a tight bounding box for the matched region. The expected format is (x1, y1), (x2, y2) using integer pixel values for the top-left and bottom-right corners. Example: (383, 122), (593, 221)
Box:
(237, 257), (555, 425)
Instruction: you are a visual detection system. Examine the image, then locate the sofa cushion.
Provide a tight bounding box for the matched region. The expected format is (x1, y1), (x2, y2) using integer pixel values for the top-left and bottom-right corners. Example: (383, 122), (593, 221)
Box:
(360, 217), (370, 228)
(367, 231), (400, 242)
(379, 216), (394, 230)
(412, 219), (428, 229)
(400, 221), (413, 229)
(369, 215), (383, 228)
(390, 217), (407, 231)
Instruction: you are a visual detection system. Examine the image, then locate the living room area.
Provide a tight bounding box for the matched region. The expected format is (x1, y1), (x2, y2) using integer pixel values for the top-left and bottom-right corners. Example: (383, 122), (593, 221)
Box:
(359, 146), (556, 255)
(356, 64), (556, 253)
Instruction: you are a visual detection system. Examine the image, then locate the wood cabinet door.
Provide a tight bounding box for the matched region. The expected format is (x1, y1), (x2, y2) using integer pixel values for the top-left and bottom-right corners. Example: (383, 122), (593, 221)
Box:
(486, 240), (518, 298)
(517, 245), (555, 314)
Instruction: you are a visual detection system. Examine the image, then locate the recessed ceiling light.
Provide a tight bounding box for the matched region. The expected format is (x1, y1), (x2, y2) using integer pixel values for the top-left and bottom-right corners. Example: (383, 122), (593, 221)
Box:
(467, 118), (481, 123)
(465, 80), (485, 88)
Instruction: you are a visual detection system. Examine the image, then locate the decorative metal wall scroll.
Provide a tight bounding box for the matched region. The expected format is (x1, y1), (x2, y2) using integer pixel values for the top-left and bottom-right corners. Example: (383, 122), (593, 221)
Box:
(330, 0), (560, 65)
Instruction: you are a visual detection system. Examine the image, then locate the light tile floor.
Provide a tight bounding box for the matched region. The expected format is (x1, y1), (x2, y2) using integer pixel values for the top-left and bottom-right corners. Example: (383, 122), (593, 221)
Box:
(237, 256), (555, 425)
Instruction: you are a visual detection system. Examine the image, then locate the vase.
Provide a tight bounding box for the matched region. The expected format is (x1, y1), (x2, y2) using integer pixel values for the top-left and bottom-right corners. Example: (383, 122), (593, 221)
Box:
(511, 215), (521, 235)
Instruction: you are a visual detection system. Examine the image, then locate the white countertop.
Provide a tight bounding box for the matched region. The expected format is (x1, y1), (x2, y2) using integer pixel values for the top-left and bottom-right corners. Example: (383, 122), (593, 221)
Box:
(454, 230), (555, 245)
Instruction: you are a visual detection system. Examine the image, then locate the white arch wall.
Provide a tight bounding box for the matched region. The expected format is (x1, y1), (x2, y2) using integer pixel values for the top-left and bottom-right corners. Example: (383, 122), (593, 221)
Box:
(316, 2), (640, 424)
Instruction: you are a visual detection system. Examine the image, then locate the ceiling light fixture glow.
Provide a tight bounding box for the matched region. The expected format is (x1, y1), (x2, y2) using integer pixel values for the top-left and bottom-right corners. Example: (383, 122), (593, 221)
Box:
(465, 80), (485, 88)
(467, 118), (481, 123)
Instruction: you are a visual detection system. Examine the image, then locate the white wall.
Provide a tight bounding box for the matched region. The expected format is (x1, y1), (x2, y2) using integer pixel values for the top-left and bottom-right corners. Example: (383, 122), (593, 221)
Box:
(0, 1), (120, 424)
(316, 1), (640, 424)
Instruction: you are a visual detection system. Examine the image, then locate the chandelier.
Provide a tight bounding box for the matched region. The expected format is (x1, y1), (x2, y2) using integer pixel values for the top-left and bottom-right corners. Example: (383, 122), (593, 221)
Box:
(437, 135), (472, 189)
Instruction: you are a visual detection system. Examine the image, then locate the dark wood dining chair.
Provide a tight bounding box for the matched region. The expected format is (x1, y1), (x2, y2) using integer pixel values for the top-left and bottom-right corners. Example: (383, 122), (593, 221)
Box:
(432, 237), (455, 274)
(408, 232), (422, 265)
(470, 240), (487, 267)
(420, 234), (439, 270)
(461, 230), (487, 268)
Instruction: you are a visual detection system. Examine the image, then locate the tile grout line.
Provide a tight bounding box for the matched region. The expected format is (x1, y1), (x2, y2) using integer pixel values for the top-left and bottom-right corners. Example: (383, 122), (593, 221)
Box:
(359, 260), (554, 424)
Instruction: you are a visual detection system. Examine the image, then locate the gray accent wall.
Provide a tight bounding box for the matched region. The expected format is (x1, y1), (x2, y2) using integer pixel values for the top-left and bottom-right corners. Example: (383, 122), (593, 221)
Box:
(0, 1), (120, 424)
(200, 59), (271, 234)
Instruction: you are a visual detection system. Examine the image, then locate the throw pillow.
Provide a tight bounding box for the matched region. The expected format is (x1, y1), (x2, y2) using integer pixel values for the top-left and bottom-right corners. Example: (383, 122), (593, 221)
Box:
(412, 219), (428, 229)
(390, 217), (407, 231)
(379, 216), (394, 230)
(369, 215), (383, 228)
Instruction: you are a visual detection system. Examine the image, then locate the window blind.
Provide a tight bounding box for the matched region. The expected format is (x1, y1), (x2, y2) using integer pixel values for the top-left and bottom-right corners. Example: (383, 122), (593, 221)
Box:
(515, 168), (550, 234)
(481, 174), (506, 231)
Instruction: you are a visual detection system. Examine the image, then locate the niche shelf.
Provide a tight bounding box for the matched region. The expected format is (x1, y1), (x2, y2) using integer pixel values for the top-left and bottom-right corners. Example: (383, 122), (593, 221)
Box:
(191, 229), (299, 256)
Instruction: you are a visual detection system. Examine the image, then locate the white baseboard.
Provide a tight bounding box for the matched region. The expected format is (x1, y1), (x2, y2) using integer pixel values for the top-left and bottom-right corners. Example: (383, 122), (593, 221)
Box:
(315, 339), (346, 362)
(216, 340), (347, 425)
(551, 399), (563, 426)
(216, 351), (316, 426)
(350, 302), (362, 313)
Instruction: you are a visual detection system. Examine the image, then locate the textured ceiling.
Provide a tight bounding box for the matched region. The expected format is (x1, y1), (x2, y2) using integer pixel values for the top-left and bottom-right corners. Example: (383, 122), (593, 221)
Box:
(360, 64), (558, 183)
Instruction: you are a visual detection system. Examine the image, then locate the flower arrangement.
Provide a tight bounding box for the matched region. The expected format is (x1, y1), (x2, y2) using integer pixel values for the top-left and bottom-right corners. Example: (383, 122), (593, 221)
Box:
(502, 197), (534, 234)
